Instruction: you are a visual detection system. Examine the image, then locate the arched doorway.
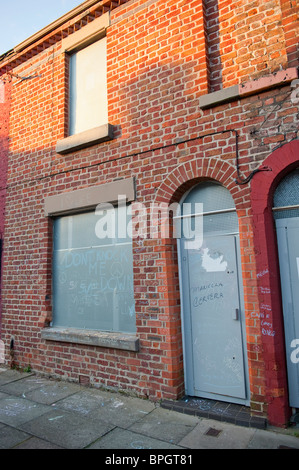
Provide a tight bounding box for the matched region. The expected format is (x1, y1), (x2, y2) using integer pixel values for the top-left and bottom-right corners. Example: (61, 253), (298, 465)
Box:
(178, 182), (249, 405)
(250, 140), (299, 427)
(273, 169), (299, 410)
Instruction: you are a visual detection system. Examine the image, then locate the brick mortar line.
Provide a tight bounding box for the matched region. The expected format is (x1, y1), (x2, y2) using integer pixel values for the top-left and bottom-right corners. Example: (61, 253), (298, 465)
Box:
(2, 130), (240, 193)
(110, 0), (160, 24)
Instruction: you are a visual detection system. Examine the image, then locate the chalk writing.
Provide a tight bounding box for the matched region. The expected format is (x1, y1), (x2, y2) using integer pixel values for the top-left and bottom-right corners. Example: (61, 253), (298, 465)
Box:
(191, 282), (224, 307)
(257, 269), (269, 279)
(0, 399), (38, 417)
(59, 248), (129, 276)
(250, 310), (276, 336)
(193, 292), (224, 307)
(53, 242), (136, 332)
(260, 287), (271, 294)
(130, 441), (151, 450)
(262, 327), (276, 337)
(261, 303), (271, 311)
(191, 282), (224, 293)
(250, 311), (265, 319)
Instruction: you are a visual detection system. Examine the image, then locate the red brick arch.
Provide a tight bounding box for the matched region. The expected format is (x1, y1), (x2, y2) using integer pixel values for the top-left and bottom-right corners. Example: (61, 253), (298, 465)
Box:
(155, 156), (245, 207)
(251, 140), (299, 427)
(154, 142), (299, 426)
(153, 154), (254, 405)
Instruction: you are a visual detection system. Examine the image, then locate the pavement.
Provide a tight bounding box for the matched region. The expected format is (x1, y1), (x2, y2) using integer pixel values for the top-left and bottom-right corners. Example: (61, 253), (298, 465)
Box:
(0, 367), (299, 450)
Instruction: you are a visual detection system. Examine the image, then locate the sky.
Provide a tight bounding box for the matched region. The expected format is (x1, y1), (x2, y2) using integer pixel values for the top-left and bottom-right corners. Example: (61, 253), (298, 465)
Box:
(0, 0), (84, 55)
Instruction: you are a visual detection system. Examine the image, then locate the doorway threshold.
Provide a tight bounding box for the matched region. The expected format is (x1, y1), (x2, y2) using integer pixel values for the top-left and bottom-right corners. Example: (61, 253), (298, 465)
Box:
(161, 396), (267, 429)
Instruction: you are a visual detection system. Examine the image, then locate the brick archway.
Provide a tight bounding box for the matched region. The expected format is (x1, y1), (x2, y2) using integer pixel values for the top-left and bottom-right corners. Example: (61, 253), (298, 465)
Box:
(251, 140), (299, 427)
(155, 156), (242, 207)
(154, 144), (299, 426)
(154, 155), (253, 404)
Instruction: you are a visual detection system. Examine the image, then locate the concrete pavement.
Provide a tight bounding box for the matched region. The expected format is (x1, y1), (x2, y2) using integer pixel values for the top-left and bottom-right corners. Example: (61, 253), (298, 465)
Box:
(0, 367), (299, 450)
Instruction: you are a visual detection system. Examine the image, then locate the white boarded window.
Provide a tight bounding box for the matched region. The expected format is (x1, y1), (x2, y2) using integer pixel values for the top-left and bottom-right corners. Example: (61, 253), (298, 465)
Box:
(69, 37), (108, 136)
(52, 208), (136, 334)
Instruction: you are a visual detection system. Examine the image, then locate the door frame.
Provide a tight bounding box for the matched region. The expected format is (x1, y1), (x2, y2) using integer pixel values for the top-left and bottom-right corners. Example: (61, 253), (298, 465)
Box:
(250, 140), (299, 426)
(177, 186), (250, 406)
(275, 217), (299, 409)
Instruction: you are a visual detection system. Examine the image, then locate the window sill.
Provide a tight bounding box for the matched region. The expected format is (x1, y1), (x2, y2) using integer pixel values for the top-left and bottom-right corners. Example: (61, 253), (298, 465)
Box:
(41, 327), (139, 352)
(199, 67), (298, 109)
(56, 124), (115, 155)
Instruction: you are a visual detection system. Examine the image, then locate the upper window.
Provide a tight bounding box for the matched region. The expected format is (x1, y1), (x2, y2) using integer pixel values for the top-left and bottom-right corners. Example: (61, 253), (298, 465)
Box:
(69, 37), (108, 136)
(56, 13), (113, 154)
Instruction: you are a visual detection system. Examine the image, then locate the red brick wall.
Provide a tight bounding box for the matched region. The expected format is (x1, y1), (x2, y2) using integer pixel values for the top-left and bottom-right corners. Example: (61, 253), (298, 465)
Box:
(0, 80), (11, 325)
(0, 0), (298, 426)
(206, 0), (298, 88)
(0, 80), (10, 239)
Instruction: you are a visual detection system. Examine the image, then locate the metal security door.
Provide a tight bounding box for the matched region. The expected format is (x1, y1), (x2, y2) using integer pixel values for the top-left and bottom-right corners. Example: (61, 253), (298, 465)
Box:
(181, 235), (247, 402)
(276, 218), (299, 408)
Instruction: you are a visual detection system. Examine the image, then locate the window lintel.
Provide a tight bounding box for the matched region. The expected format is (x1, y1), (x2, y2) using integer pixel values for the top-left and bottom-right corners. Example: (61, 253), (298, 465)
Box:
(61, 12), (110, 54)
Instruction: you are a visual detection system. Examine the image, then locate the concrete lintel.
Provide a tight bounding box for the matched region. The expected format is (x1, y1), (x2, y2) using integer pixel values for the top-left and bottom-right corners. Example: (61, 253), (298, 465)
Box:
(56, 124), (115, 155)
(199, 85), (239, 109)
(41, 327), (140, 352)
(44, 176), (136, 216)
(61, 12), (110, 53)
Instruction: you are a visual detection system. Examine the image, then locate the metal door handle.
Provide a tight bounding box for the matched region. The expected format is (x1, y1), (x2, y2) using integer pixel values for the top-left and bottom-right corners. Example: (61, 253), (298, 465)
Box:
(232, 308), (239, 321)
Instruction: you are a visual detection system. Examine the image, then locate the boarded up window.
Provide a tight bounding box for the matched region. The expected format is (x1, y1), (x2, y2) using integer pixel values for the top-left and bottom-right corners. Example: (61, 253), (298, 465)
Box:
(52, 208), (136, 334)
(69, 37), (108, 135)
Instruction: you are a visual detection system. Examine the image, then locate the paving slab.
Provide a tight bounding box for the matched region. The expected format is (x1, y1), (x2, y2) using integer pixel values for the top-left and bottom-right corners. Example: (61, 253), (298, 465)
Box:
(19, 408), (115, 449)
(23, 380), (81, 405)
(0, 369), (33, 386)
(247, 428), (299, 449)
(53, 388), (111, 416)
(1, 368), (299, 449)
(13, 436), (64, 449)
(0, 425), (31, 449)
(178, 418), (255, 449)
(87, 427), (183, 450)
(55, 389), (156, 428)
(0, 396), (49, 426)
(0, 376), (55, 397)
(128, 408), (200, 445)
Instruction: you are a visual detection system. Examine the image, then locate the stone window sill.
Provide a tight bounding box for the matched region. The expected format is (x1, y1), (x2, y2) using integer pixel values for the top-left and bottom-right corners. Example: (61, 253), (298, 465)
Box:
(56, 124), (115, 155)
(199, 67), (298, 109)
(41, 327), (139, 352)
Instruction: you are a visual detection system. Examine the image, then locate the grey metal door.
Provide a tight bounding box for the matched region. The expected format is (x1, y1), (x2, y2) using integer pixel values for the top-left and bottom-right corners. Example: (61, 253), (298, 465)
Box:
(180, 234), (247, 402)
(276, 218), (299, 408)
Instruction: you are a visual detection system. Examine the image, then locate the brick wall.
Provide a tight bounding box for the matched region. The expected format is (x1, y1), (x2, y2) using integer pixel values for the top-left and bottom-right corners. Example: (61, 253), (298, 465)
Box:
(0, 80), (10, 239)
(206, 0), (298, 89)
(0, 0), (298, 426)
(0, 79), (11, 323)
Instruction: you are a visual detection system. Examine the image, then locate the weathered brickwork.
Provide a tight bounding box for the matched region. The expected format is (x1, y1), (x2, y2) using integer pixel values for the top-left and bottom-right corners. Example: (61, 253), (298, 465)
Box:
(0, 0), (298, 427)
(0, 80), (11, 315)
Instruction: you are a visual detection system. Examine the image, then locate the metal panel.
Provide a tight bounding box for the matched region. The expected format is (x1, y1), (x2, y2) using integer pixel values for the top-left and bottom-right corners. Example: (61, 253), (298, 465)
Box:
(276, 218), (299, 408)
(52, 209), (136, 334)
(180, 235), (247, 401)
